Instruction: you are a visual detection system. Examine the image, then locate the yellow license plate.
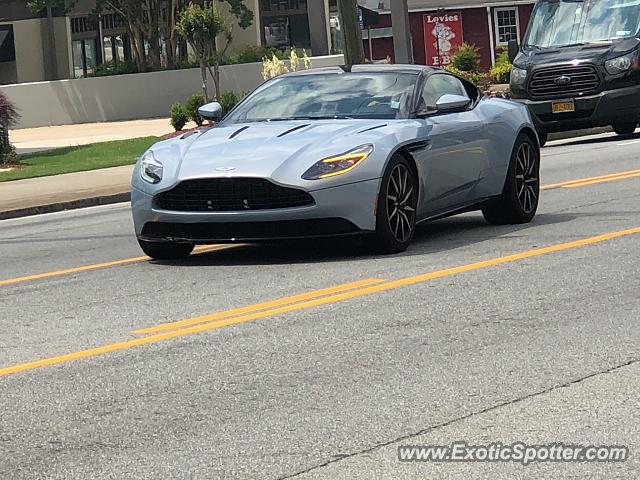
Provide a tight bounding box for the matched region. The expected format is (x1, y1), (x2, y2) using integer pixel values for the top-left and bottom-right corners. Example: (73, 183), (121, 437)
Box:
(552, 100), (575, 114)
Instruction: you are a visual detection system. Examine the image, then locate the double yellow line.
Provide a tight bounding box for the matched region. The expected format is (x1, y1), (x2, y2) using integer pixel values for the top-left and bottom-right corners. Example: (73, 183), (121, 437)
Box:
(541, 169), (640, 190)
(2, 226), (640, 378)
(1, 167), (639, 290)
(0, 244), (237, 287)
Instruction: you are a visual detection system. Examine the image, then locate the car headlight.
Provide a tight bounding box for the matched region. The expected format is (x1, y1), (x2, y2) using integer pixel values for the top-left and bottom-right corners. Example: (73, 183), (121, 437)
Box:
(605, 51), (637, 75)
(510, 67), (527, 87)
(140, 151), (163, 184)
(302, 144), (374, 180)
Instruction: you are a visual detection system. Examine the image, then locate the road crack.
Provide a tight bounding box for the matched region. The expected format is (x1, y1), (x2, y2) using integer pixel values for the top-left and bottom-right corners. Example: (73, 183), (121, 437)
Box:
(278, 357), (640, 479)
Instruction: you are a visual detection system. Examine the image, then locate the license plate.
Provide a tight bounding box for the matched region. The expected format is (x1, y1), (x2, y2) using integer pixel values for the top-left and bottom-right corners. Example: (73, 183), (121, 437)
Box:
(552, 99), (575, 114)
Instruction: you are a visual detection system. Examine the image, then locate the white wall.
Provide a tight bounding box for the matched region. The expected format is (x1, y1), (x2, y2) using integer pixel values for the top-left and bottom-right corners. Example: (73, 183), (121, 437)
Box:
(3, 55), (345, 129)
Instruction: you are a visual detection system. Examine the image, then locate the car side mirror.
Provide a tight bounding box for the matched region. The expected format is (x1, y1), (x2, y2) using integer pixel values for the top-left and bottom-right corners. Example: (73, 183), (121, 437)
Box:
(435, 94), (471, 113)
(508, 39), (520, 64)
(198, 102), (223, 121)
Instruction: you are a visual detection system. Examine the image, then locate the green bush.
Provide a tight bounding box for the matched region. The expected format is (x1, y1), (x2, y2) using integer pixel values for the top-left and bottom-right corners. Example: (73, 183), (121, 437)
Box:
(186, 94), (206, 126)
(490, 50), (512, 84)
(446, 65), (492, 91)
(170, 102), (189, 131)
(227, 45), (281, 65)
(93, 61), (139, 77)
(450, 43), (481, 72)
(220, 91), (239, 115)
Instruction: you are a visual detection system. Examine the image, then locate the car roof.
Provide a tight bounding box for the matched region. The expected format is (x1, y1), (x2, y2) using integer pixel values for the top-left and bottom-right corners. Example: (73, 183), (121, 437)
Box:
(282, 63), (436, 77)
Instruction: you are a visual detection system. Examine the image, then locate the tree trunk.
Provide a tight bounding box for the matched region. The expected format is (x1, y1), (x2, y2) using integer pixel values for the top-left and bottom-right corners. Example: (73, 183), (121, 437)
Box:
(207, 65), (221, 103)
(200, 61), (209, 102)
(337, 0), (365, 69)
(128, 24), (146, 72)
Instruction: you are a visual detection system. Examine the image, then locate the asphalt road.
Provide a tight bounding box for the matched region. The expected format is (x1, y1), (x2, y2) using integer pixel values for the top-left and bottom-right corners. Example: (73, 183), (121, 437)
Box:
(1, 131), (640, 479)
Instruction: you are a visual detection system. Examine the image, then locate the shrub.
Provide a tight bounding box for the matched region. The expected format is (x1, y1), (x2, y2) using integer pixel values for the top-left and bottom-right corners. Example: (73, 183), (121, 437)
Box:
(446, 65), (492, 92)
(186, 94), (206, 126)
(490, 50), (512, 84)
(227, 45), (280, 65)
(0, 90), (19, 164)
(170, 102), (189, 131)
(92, 60), (139, 77)
(220, 91), (239, 115)
(450, 43), (481, 72)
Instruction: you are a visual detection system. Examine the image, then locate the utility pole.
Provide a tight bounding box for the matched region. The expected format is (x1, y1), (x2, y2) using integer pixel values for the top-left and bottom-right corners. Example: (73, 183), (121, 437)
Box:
(337, 0), (365, 69)
(390, 0), (413, 64)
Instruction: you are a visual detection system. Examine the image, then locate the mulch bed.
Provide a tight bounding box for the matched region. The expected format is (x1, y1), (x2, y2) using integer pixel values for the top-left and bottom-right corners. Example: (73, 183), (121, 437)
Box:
(161, 124), (216, 140)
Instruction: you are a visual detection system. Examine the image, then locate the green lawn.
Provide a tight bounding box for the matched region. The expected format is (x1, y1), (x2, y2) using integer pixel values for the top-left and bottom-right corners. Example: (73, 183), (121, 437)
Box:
(0, 137), (159, 182)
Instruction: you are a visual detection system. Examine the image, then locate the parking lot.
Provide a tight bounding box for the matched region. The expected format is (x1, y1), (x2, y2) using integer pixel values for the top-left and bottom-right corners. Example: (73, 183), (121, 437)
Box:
(1, 131), (639, 479)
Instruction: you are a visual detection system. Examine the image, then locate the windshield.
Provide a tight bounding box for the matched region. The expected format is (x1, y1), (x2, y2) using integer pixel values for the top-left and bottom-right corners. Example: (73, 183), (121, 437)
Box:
(525, 0), (640, 48)
(224, 72), (417, 123)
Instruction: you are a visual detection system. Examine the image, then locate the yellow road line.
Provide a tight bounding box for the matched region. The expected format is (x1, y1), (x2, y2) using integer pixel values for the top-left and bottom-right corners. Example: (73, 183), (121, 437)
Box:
(2, 226), (639, 378)
(134, 278), (386, 334)
(1, 168), (639, 289)
(0, 245), (236, 287)
(541, 169), (640, 190)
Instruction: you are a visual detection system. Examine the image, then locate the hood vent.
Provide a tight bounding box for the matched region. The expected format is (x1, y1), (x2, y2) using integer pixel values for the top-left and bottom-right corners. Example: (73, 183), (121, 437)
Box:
(229, 126), (250, 139)
(358, 124), (387, 133)
(277, 124), (310, 138)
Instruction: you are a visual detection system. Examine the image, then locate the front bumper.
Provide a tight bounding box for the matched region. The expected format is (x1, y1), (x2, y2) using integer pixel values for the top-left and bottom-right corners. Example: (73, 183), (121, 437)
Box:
(132, 178), (381, 243)
(512, 84), (640, 133)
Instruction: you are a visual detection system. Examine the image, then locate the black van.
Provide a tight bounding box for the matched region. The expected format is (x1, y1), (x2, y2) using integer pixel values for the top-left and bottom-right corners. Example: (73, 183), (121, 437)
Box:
(509, 0), (640, 145)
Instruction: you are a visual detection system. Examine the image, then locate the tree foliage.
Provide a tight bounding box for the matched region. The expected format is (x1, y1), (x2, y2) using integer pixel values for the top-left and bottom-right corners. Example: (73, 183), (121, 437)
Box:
(177, 1), (252, 102)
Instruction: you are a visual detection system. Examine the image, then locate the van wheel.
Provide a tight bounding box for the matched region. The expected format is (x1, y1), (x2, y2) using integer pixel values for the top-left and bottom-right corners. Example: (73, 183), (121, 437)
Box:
(138, 239), (195, 260)
(613, 123), (637, 136)
(537, 131), (548, 147)
(482, 133), (540, 225)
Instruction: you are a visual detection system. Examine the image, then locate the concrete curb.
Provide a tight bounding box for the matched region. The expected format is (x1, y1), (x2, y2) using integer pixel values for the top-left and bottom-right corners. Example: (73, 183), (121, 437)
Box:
(0, 192), (130, 221)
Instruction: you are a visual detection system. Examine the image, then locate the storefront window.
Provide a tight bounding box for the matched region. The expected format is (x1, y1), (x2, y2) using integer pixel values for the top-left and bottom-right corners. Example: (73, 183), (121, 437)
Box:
(261, 0), (310, 49)
(495, 7), (519, 45)
(72, 39), (97, 78)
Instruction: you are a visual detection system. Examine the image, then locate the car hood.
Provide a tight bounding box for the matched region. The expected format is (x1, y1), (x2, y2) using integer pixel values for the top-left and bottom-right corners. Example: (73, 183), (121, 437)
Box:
(516, 37), (640, 68)
(175, 120), (397, 180)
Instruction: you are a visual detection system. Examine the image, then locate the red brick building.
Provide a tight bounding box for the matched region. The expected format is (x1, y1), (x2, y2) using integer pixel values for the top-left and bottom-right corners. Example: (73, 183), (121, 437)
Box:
(362, 0), (536, 70)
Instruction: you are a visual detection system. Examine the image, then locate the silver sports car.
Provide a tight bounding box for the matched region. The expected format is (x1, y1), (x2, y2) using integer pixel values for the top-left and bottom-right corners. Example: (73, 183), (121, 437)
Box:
(132, 64), (540, 259)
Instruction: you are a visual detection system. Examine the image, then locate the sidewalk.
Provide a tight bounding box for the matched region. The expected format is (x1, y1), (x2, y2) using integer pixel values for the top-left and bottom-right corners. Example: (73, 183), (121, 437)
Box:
(10, 118), (174, 154)
(0, 118), (179, 219)
(0, 165), (133, 219)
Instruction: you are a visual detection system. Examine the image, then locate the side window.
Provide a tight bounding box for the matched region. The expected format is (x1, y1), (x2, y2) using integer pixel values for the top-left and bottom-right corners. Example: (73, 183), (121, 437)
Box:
(419, 74), (469, 112)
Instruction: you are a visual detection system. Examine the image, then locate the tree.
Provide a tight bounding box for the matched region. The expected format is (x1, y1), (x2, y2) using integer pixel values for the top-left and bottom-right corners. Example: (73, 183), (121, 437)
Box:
(177, 2), (252, 102)
(337, 0), (365, 69)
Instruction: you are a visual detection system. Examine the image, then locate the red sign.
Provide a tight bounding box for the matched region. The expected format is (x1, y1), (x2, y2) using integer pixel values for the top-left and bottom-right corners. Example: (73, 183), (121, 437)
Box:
(423, 12), (464, 67)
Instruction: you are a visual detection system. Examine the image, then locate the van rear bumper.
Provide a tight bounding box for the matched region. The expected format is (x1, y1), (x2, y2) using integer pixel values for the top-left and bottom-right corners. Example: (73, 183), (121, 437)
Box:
(512, 84), (640, 133)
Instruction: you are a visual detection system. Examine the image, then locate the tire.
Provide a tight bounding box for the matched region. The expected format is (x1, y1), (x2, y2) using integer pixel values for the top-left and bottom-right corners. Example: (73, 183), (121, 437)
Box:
(372, 155), (418, 254)
(482, 133), (540, 225)
(612, 123), (637, 136)
(537, 131), (548, 147)
(138, 238), (195, 260)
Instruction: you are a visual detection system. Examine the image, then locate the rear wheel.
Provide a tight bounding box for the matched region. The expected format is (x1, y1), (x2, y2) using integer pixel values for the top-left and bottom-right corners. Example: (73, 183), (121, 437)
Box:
(612, 122), (637, 136)
(482, 133), (540, 225)
(372, 155), (418, 254)
(138, 239), (195, 260)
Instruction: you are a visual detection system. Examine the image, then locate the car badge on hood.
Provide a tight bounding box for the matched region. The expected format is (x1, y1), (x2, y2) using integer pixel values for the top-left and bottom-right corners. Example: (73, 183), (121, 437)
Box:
(215, 166), (237, 172)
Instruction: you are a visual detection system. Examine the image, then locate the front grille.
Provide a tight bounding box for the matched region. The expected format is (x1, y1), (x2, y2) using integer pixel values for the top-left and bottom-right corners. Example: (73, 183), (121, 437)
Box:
(141, 219), (360, 241)
(529, 65), (600, 98)
(156, 178), (314, 212)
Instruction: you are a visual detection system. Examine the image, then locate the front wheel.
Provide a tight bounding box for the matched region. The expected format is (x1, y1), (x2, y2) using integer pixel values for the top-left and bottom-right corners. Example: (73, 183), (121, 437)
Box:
(372, 155), (418, 254)
(612, 123), (637, 136)
(138, 239), (195, 260)
(482, 133), (540, 225)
